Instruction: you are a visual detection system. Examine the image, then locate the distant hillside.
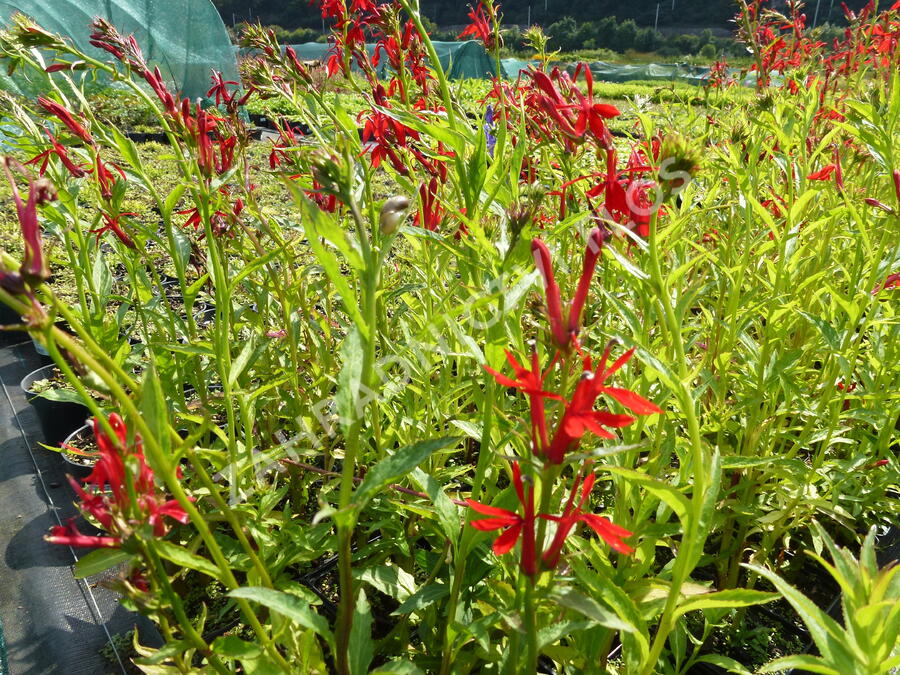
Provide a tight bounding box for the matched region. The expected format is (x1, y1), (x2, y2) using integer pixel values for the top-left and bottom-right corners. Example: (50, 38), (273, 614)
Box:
(211, 0), (868, 33)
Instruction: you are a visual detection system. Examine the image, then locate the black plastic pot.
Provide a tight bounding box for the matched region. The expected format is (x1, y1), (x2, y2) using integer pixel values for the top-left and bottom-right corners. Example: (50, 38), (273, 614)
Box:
(20, 365), (90, 447)
(60, 423), (97, 474)
(0, 303), (24, 346)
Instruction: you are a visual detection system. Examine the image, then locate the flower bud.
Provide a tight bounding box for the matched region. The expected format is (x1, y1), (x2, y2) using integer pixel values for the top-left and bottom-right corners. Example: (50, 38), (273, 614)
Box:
(657, 133), (702, 199)
(379, 195), (410, 235)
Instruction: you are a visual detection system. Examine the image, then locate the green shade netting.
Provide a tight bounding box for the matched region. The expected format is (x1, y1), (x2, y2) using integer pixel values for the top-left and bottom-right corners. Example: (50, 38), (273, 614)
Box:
(278, 40), (497, 80)
(0, 0), (239, 100)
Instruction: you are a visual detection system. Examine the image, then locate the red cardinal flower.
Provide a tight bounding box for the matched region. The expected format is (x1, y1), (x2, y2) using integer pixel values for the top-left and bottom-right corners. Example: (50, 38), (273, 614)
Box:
(413, 177), (443, 231)
(459, 3), (495, 49)
(27, 129), (89, 178)
(92, 212), (137, 248)
(541, 472), (633, 569)
(485, 350), (562, 452)
(37, 97), (93, 145)
(570, 65), (620, 145)
(807, 164), (837, 181)
(46, 413), (189, 549)
(545, 345), (662, 464)
(467, 461), (537, 575)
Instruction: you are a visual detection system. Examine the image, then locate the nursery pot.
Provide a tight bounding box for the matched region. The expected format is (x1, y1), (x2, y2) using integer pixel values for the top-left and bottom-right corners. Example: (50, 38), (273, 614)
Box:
(60, 423), (97, 474)
(0, 303), (24, 346)
(20, 364), (90, 447)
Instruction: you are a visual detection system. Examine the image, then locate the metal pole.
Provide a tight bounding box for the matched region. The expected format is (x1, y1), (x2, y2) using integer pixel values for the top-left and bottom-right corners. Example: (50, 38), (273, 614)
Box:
(655, 3), (660, 32)
(827, 0), (835, 21)
(528, 5), (531, 26)
(812, 0), (821, 28)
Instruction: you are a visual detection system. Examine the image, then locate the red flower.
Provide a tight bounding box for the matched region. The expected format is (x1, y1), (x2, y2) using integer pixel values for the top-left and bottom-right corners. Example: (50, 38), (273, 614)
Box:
(27, 129), (89, 178)
(531, 228), (607, 352)
(485, 350), (562, 452)
(95, 155), (126, 201)
(459, 3), (495, 49)
(570, 65), (620, 144)
(92, 212), (137, 248)
(2, 158), (52, 285)
(46, 518), (120, 549)
(46, 413), (189, 549)
(872, 272), (900, 295)
(467, 461), (536, 575)
(541, 472), (633, 570)
(413, 177), (442, 231)
(807, 164), (837, 181)
(37, 97), (93, 145)
(587, 148), (657, 237)
(545, 345), (662, 464)
(207, 71), (240, 106)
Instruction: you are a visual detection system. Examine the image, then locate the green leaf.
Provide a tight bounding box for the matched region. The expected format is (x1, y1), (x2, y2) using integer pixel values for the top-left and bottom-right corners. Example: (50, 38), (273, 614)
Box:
(355, 564), (416, 602)
(674, 589), (778, 618)
(351, 437), (460, 513)
(409, 467), (460, 548)
(91, 254), (112, 306)
(744, 564), (858, 667)
(228, 335), (259, 387)
(139, 364), (169, 456)
(349, 589), (373, 675)
(371, 662), (426, 675)
(551, 589), (634, 633)
(756, 655), (839, 675)
(35, 388), (84, 405)
(154, 541), (222, 582)
(74, 548), (134, 579)
(335, 326), (364, 434)
(598, 466), (690, 523)
(171, 227), (192, 274)
(694, 654), (754, 675)
(228, 587), (334, 649)
(391, 582), (450, 616)
(109, 126), (142, 169)
(162, 183), (187, 222)
(212, 635), (263, 659)
(537, 620), (591, 650)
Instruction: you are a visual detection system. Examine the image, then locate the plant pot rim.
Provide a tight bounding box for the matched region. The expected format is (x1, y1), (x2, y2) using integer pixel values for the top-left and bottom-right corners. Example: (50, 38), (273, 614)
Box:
(20, 363), (60, 394)
(60, 422), (97, 469)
